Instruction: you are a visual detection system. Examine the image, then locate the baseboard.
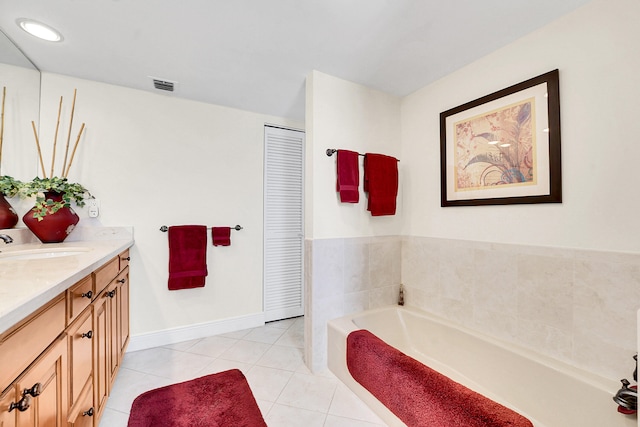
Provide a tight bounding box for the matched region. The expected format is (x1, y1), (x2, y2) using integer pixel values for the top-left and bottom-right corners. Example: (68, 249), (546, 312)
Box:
(126, 312), (266, 352)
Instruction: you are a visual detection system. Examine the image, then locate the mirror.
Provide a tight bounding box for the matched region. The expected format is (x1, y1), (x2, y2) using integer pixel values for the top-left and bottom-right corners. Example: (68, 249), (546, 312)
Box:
(0, 27), (41, 228)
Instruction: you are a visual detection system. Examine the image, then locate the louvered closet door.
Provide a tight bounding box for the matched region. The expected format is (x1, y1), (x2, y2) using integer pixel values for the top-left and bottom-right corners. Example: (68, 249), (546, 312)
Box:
(264, 125), (305, 322)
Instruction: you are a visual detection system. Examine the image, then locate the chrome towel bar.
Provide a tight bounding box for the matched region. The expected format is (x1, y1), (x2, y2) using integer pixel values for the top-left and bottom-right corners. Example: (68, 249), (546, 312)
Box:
(159, 225), (243, 232)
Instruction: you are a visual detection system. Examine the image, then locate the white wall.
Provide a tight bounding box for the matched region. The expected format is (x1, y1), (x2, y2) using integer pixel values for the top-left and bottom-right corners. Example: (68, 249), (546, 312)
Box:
(401, 0), (640, 253)
(33, 73), (301, 337)
(305, 70), (403, 239)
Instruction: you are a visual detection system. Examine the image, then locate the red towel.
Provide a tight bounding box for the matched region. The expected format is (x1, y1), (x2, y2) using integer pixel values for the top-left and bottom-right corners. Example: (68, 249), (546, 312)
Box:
(212, 227), (231, 246)
(364, 153), (398, 216)
(347, 330), (534, 427)
(168, 225), (208, 290)
(336, 150), (360, 203)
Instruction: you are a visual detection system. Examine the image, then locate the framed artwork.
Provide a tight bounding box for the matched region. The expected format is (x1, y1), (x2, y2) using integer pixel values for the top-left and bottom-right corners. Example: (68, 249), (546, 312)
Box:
(440, 69), (561, 207)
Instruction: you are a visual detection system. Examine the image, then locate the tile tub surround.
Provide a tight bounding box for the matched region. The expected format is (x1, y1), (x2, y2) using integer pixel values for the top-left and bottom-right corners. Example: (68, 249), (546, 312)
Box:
(305, 234), (639, 381)
(305, 236), (402, 372)
(401, 236), (640, 382)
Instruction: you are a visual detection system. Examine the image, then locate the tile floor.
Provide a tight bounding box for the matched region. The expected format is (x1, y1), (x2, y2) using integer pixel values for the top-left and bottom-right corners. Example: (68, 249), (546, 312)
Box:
(99, 316), (389, 427)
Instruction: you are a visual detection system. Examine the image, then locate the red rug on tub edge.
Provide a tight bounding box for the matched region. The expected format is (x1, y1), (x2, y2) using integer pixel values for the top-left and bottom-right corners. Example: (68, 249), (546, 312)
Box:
(347, 329), (534, 427)
(127, 369), (267, 427)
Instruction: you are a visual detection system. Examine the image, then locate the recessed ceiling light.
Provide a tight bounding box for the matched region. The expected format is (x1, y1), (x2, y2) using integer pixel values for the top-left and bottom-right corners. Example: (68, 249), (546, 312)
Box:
(17, 18), (63, 42)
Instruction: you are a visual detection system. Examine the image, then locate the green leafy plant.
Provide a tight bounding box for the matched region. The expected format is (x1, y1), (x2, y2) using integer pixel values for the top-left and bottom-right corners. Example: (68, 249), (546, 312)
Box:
(19, 176), (89, 221)
(0, 175), (22, 197)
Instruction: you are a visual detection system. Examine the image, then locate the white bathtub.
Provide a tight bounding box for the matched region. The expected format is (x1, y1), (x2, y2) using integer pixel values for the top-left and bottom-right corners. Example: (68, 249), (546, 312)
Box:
(327, 306), (636, 427)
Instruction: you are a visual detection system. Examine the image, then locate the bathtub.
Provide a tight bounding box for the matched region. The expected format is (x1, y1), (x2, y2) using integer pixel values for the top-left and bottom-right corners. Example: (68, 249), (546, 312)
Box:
(327, 306), (636, 427)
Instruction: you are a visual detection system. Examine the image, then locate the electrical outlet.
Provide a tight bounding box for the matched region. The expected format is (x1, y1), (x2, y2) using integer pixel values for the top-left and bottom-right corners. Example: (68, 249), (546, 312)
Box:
(88, 198), (100, 218)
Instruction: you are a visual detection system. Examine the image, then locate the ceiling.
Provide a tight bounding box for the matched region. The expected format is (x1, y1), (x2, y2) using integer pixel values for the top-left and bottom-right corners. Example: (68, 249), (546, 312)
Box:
(0, 0), (592, 121)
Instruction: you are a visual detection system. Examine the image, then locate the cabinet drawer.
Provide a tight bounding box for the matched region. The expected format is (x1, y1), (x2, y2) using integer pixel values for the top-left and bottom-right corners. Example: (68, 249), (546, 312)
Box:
(0, 293), (66, 392)
(92, 257), (118, 296)
(67, 276), (93, 325)
(119, 249), (130, 272)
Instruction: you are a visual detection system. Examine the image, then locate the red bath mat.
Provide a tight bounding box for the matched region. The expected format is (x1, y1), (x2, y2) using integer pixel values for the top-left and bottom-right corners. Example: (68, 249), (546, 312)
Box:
(347, 329), (533, 427)
(127, 369), (267, 427)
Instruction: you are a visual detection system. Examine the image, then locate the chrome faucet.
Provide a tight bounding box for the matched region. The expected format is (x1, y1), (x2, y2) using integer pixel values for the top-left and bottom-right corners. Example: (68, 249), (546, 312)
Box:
(0, 234), (13, 244)
(613, 355), (638, 413)
(613, 378), (637, 412)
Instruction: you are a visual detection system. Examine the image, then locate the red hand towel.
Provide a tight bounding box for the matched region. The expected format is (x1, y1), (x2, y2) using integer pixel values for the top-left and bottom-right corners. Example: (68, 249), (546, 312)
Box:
(168, 225), (208, 290)
(336, 149), (360, 203)
(212, 227), (231, 246)
(364, 153), (398, 216)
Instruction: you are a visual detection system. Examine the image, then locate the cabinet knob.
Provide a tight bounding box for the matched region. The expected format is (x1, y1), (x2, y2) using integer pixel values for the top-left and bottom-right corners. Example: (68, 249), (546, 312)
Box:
(81, 330), (93, 339)
(8, 395), (31, 412)
(106, 290), (116, 298)
(117, 278), (126, 284)
(122, 256), (131, 261)
(81, 290), (93, 299)
(22, 383), (42, 398)
(83, 407), (94, 417)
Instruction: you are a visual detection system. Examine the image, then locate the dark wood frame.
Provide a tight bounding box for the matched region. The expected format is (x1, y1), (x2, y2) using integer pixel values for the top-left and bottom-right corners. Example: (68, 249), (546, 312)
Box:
(440, 69), (561, 207)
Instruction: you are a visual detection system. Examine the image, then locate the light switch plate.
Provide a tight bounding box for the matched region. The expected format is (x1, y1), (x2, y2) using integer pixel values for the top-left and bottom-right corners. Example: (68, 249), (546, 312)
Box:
(88, 199), (100, 218)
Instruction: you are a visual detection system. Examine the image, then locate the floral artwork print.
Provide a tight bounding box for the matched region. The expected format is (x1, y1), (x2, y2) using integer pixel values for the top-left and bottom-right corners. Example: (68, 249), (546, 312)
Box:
(454, 98), (536, 191)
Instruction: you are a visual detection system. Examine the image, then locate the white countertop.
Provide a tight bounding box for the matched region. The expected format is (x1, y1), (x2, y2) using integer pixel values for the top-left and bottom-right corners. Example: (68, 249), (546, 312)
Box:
(0, 227), (134, 335)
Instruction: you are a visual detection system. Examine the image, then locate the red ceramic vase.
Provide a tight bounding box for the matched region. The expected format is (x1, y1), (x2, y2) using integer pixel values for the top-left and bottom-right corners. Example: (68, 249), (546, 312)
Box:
(23, 191), (80, 243)
(0, 194), (19, 229)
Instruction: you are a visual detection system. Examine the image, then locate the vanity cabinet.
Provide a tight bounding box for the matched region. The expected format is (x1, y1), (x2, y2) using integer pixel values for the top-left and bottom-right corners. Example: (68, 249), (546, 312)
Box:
(0, 248), (131, 427)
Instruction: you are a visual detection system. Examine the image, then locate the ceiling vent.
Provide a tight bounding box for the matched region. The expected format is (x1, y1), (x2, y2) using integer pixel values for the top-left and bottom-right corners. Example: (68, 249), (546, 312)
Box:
(150, 77), (176, 92)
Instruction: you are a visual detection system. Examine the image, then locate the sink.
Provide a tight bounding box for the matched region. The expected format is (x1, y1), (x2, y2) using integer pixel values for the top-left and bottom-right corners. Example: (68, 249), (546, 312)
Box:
(0, 247), (91, 260)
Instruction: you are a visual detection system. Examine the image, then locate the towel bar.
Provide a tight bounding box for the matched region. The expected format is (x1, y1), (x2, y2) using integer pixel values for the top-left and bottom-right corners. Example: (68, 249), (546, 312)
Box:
(159, 225), (243, 232)
(326, 148), (399, 161)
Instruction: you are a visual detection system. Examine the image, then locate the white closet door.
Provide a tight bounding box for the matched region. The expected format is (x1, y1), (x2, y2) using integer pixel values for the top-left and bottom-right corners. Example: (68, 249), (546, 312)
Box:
(264, 125), (305, 322)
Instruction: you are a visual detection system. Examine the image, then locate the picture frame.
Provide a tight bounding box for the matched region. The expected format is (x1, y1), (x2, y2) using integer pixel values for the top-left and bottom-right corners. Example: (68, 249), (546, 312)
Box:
(440, 69), (561, 207)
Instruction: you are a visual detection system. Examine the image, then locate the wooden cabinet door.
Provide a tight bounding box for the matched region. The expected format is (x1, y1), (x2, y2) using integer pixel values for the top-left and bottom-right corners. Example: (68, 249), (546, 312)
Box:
(67, 310), (93, 409)
(118, 267), (130, 359)
(67, 382), (94, 427)
(0, 386), (17, 427)
(15, 336), (68, 427)
(92, 294), (109, 422)
(106, 281), (119, 389)
(108, 267), (130, 390)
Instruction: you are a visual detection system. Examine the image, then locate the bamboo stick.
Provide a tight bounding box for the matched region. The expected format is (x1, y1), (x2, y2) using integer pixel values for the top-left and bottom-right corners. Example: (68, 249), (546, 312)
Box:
(0, 87), (5, 175)
(61, 89), (77, 176)
(50, 96), (63, 177)
(64, 122), (85, 178)
(32, 121), (47, 178)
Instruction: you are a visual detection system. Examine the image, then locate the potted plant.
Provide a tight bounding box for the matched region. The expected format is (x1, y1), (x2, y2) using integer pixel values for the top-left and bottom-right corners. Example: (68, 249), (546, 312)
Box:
(19, 176), (89, 220)
(19, 176), (90, 243)
(0, 174), (21, 228)
(20, 89), (91, 243)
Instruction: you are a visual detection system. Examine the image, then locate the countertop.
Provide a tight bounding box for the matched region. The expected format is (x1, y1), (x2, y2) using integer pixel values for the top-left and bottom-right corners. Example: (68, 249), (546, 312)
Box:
(0, 227), (134, 335)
